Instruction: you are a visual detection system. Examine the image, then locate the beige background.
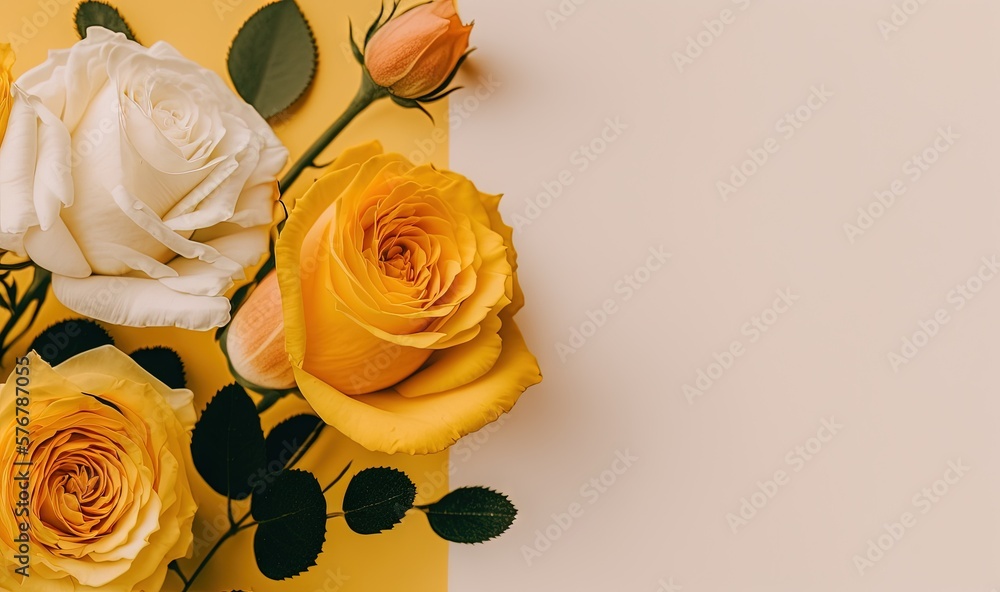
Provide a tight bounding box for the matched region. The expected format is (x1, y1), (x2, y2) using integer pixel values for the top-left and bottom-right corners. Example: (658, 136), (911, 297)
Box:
(448, 0), (1000, 590)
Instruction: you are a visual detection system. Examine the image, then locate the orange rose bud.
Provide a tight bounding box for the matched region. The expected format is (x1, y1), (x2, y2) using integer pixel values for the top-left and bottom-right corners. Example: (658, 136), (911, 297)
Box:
(365, 0), (473, 99)
(225, 271), (296, 390)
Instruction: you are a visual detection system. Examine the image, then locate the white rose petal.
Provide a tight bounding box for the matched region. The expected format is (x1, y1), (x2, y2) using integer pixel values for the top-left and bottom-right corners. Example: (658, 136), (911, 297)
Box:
(53, 274), (232, 329)
(0, 27), (288, 329)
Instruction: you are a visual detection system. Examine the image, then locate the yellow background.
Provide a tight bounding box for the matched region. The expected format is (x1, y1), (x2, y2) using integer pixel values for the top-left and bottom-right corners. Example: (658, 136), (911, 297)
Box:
(3, 0), (451, 590)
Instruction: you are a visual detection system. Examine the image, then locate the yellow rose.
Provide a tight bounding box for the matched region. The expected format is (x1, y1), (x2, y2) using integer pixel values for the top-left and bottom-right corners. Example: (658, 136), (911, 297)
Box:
(364, 0), (473, 99)
(0, 347), (197, 591)
(0, 43), (13, 143)
(273, 142), (541, 454)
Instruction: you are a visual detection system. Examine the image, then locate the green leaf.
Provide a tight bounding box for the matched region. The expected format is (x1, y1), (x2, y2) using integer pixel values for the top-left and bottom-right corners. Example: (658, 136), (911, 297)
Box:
(421, 487), (517, 544)
(264, 414), (323, 474)
(227, 0), (318, 120)
(129, 347), (186, 389)
(75, 1), (138, 42)
(191, 384), (267, 501)
(251, 469), (327, 580)
(342, 467), (416, 535)
(28, 319), (113, 366)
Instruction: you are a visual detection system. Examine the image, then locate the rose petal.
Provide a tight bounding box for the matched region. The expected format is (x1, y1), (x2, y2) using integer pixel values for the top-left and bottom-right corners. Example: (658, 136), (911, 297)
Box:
(394, 312), (503, 397)
(110, 186), (242, 276)
(55, 345), (196, 428)
(22, 218), (92, 279)
(159, 257), (234, 296)
(291, 317), (541, 454)
(365, 8), (450, 87)
(53, 274), (231, 329)
(0, 94), (41, 235)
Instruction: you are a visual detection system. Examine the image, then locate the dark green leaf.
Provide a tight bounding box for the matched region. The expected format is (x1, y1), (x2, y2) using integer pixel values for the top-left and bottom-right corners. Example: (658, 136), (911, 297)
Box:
(264, 414), (323, 474)
(75, 1), (138, 42)
(28, 319), (113, 366)
(129, 347), (186, 389)
(191, 384), (267, 501)
(342, 467), (416, 535)
(251, 469), (327, 580)
(421, 487), (517, 544)
(227, 0), (318, 120)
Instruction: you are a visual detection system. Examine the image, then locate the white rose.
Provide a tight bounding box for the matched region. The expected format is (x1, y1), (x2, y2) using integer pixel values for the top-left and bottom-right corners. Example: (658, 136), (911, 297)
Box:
(0, 28), (288, 330)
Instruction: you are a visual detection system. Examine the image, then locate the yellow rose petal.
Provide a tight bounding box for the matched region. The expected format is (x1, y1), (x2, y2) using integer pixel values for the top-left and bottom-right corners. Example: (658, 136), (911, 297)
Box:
(292, 317), (540, 454)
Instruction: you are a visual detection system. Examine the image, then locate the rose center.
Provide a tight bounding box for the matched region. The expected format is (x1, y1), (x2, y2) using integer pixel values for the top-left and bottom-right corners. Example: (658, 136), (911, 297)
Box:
(380, 241), (417, 282)
(152, 103), (192, 145)
(59, 465), (98, 500)
(35, 432), (130, 544)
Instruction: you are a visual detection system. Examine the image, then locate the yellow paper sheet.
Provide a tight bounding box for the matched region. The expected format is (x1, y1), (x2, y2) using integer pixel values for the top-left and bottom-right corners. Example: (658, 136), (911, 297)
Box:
(3, 0), (451, 589)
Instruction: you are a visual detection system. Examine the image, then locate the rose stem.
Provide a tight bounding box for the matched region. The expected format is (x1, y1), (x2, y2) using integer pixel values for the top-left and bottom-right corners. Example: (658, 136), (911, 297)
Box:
(283, 422), (327, 470)
(0, 266), (50, 366)
(223, 71), (388, 338)
(253, 389), (288, 414)
(278, 70), (388, 194)
(174, 461), (353, 590)
(177, 508), (253, 592)
(322, 461), (353, 494)
(167, 562), (189, 586)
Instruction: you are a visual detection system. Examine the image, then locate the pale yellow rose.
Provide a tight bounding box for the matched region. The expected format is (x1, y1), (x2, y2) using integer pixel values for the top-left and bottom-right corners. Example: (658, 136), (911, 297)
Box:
(0, 43), (13, 144)
(0, 347), (197, 592)
(260, 142), (541, 454)
(365, 0), (473, 99)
